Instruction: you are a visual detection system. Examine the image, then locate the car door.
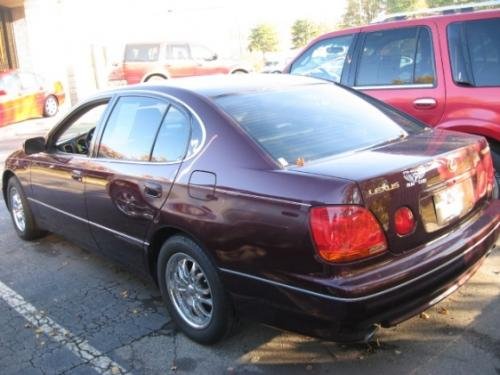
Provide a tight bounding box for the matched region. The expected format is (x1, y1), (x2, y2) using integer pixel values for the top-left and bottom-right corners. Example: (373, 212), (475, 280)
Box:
(191, 44), (221, 75)
(165, 43), (197, 77)
(348, 23), (446, 126)
(18, 72), (45, 118)
(29, 99), (111, 251)
(0, 73), (23, 125)
(84, 94), (191, 273)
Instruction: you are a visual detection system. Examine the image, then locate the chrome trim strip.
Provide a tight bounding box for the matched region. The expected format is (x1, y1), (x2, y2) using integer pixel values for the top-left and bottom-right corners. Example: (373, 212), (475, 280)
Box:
(353, 83), (434, 90)
(219, 222), (498, 303)
(28, 198), (150, 246)
(211, 186), (311, 208)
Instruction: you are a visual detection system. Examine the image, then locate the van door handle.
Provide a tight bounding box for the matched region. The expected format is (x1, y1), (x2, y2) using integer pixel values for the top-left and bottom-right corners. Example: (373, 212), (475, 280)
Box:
(71, 170), (83, 182)
(144, 182), (162, 198)
(413, 98), (437, 109)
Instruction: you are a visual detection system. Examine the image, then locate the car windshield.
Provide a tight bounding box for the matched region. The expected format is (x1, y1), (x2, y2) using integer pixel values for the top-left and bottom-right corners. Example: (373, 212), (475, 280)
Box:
(213, 83), (426, 165)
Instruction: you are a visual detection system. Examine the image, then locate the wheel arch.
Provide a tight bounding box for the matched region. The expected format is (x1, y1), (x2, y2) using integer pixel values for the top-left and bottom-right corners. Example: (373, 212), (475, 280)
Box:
(146, 225), (215, 284)
(2, 169), (15, 208)
(141, 72), (169, 82)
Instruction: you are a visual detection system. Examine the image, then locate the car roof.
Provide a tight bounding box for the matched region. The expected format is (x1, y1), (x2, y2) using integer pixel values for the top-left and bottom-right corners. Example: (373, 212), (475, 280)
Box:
(110, 74), (330, 99)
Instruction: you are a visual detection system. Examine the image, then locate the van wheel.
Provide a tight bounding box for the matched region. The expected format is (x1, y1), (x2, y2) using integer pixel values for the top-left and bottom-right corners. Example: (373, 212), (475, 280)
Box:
(157, 235), (234, 344)
(7, 177), (46, 240)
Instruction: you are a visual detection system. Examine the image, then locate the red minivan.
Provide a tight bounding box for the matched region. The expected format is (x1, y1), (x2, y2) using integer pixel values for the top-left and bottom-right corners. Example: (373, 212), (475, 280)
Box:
(109, 42), (251, 85)
(285, 7), (500, 186)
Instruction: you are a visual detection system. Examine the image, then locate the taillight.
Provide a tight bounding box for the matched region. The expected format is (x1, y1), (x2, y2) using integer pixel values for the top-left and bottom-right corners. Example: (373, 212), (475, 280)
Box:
(394, 206), (415, 236)
(309, 206), (387, 263)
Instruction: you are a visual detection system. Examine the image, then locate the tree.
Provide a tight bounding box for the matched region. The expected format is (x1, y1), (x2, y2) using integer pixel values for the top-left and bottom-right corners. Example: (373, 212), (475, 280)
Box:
(339, 0), (384, 27)
(248, 24), (279, 58)
(291, 19), (321, 49)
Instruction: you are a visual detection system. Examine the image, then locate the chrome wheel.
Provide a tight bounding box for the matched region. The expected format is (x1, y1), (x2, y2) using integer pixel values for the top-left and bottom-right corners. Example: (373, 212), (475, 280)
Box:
(44, 96), (58, 117)
(10, 187), (26, 232)
(166, 253), (213, 329)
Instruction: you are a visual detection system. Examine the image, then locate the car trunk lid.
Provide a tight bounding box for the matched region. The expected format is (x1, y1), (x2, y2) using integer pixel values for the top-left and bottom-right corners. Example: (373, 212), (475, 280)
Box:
(290, 129), (494, 254)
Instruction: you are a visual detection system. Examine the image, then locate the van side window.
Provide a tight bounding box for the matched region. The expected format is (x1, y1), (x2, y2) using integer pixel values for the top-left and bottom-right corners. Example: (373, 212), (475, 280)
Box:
(356, 27), (435, 87)
(448, 19), (500, 87)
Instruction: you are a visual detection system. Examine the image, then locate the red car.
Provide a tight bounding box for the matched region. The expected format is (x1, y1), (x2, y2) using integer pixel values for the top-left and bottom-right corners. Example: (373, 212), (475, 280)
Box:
(108, 42), (251, 85)
(0, 70), (65, 127)
(285, 6), (500, 186)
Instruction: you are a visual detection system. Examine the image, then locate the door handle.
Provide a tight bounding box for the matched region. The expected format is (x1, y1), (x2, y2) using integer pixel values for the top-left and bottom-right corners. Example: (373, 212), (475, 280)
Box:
(413, 98), (437, 109)
(71, 170), (83, 182)
(144, 182), (162, 198)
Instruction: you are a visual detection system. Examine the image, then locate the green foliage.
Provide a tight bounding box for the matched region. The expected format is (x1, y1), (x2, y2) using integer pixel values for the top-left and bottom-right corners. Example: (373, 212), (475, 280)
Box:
(248, 24), (279, 55)
(291, 19), (321, 49)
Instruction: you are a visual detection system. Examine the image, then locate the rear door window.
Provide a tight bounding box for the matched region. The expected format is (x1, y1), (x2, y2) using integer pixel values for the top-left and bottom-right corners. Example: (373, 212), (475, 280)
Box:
(355, 27), (435, 87)
(448, 18), (500, 87)
(124, 44), (160, 62)
(167, 44), (191, 60)
(290, 35), (354, 83)
(151, 106), (191, 162)
(98, 97), (168, 161)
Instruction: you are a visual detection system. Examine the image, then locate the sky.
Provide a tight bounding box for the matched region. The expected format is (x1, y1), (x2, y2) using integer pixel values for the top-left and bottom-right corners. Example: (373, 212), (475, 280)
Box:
(62, 0), (348, 58)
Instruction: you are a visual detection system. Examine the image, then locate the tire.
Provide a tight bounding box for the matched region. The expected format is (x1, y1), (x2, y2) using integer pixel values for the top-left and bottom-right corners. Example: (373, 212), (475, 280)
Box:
(7, 177), (46, 240)
(157, 235), (234, 344)
(43, 95), (59, 117)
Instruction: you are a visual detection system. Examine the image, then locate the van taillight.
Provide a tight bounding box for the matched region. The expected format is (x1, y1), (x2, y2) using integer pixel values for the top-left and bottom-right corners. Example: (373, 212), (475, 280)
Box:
(309, 206), (387, 263)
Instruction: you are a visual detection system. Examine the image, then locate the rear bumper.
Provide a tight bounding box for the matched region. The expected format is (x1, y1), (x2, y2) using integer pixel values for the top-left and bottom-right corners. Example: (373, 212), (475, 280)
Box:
(221, 200), (499, 341)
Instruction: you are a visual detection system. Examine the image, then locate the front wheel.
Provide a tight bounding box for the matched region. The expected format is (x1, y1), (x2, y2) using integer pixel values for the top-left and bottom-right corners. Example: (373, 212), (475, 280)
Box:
(7, 177), (46, 240)
(43, 95), (59, 117)
(157, 235), (234, 344)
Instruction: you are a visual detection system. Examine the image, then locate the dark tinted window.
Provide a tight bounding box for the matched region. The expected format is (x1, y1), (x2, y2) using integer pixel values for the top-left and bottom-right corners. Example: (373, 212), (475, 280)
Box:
(151, 106), (190, 162)
(124, 44), (160, 62)
(99, 97), (167, 161)
(356, 27), (435, 86)
(214, 84), (424, 165)
(448, 19), (500, 87)
(290, 35), (353, 83)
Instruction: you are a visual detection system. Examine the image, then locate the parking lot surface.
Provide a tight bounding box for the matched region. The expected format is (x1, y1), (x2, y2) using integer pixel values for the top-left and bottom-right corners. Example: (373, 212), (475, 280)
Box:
(0, 119), (499, 375)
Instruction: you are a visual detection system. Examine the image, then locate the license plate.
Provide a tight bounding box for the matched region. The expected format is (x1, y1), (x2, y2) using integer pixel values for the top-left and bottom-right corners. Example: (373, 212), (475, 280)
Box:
(434, 179), (474, 225)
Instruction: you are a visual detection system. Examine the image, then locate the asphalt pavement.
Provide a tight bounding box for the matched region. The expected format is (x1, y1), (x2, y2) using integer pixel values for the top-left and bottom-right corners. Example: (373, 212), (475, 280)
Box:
(0, 118), (499, 374)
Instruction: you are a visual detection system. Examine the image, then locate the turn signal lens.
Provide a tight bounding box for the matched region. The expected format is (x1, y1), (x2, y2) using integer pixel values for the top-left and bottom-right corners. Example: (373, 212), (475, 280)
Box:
(309, 206), (387, 263)
(394, 207), (415, 236)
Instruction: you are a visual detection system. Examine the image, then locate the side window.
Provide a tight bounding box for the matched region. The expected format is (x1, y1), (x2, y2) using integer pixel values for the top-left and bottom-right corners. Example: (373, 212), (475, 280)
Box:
(1, 74), (21, 95)
(151, 106), (190, 162)
(167, 44), (190, 60)
(356, 27), (435, 87)
(448, 19), (500, 87)
(124, 44), (160, 62)
(18, 73), (40, 91)
(290, 35), (354, 83)
(54, 103), (108, 155)
(98, 97), (168, 161)
(191, 45), (215, 61)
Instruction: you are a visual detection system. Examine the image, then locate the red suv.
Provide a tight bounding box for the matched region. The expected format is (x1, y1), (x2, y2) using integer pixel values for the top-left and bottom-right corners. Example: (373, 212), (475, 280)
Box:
(109, 42), (251, 85)
(285, 7), (500, 184)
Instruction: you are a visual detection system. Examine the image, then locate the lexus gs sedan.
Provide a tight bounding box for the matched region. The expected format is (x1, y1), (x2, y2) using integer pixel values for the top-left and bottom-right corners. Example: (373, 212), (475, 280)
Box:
(2, 75), (499, 344)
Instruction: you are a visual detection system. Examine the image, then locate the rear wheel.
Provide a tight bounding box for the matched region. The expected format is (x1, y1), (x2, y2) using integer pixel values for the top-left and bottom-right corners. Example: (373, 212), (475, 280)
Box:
(7, 177), (46, 240)
(43, 95), (59, 117)
(157, 235), (234, 344)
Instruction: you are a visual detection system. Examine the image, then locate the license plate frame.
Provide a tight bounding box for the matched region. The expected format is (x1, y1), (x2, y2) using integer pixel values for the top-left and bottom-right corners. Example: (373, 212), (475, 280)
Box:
(433, 178), (475, 225)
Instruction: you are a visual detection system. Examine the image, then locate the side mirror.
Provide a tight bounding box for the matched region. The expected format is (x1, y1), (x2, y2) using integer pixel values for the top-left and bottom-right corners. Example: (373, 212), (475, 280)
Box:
(24, 137), (46, 155)
(0, 89), (7, 96)
(209, 53), (218, 61)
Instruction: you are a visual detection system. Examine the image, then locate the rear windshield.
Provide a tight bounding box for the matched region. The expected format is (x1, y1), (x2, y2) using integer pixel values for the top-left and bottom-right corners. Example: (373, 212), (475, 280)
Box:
(124, 44), (160, 62)
(214, 83), (425, 165)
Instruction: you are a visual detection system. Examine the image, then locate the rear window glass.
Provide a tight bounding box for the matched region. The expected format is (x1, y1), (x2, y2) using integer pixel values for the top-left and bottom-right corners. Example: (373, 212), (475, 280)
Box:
(448, 18), (500, 87)
(214, 84), (425, 165)
(125, 44), (160, 62)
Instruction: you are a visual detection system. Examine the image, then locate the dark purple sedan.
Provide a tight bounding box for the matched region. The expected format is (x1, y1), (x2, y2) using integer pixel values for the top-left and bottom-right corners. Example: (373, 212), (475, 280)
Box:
(2, 75), (499, 344)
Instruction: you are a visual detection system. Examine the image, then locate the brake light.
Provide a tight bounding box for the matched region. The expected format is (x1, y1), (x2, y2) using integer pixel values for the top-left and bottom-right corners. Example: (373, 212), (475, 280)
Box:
(309, 206), (387, 263)
(394, 207), (415, 236)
